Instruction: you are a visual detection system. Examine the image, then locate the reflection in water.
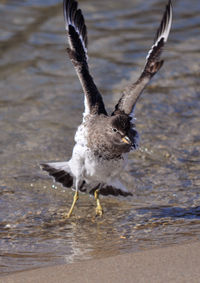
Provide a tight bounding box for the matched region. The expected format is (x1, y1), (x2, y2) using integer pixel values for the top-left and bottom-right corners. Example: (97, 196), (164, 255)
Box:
(0, 0), (200, 276)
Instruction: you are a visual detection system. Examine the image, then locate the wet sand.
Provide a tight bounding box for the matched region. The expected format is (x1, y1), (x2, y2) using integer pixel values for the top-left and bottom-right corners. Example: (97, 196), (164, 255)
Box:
(2, 241), (200, 283)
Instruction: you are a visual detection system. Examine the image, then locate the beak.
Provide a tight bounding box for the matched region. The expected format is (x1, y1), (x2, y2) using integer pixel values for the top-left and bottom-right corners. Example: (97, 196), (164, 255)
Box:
(121, 136), (132, 145)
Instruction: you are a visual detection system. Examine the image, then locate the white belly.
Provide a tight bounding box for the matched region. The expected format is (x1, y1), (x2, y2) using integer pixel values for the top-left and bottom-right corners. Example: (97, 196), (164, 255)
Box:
(69, 123), (127, 186)
(84, 150), (126, 183)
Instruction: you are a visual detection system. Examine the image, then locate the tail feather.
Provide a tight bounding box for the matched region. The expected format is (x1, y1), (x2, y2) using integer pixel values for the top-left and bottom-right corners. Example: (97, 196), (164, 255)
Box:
(41, 162), (73, 188)
(41, 162), (132, 197)
(96, 185), (132, 197)
(88, 183), (133, 197)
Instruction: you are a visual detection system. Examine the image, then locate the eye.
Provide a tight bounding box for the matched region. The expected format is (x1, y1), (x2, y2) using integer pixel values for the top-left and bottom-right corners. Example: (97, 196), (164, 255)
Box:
(112, 128), (118, 133)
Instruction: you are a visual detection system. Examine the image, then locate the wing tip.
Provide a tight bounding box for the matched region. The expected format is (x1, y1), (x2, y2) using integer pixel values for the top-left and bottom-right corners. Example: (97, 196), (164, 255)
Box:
(146, 0), (172, 61)
(63, 0), (88, 51)
(157, 0), (173, 43)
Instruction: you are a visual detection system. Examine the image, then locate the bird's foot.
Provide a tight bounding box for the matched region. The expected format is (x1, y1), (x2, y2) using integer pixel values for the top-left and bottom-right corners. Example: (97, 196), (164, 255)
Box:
(96, 202), (103, 217)
(65, 190), (79, 218)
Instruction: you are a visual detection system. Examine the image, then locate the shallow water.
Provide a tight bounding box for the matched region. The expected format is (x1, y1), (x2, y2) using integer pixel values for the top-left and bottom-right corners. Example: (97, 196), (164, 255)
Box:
(0, 0), (200, 276)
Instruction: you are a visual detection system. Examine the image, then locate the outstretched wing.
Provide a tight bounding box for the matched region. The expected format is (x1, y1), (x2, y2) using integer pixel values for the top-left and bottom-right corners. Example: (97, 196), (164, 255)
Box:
(63, 0), (107, 116)
(113, 0), (172, 117)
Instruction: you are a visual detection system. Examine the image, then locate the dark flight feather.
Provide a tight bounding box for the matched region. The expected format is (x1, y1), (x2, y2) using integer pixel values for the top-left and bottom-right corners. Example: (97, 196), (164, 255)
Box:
(113, 0), (172, 117)
(63, 0), (107, 116)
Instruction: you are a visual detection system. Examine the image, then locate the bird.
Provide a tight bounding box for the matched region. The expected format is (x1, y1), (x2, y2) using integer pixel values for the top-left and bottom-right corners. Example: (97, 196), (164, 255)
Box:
(41, 0), (172, 217)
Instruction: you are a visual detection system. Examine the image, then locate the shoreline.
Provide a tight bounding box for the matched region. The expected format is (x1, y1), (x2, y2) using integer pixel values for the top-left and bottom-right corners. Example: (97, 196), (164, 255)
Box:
(2, 241), (200, 283)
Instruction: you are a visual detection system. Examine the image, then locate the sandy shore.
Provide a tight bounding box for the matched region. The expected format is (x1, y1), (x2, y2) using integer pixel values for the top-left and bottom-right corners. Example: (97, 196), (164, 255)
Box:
(2, 241), (200, 283)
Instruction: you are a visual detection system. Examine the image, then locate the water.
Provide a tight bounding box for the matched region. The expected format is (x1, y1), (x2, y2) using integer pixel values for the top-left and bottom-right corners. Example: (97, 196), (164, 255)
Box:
(0, 0), (200, 276)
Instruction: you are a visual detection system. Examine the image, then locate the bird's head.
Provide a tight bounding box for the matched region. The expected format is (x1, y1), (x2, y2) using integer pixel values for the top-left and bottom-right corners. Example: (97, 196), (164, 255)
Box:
(87, 114), (139, 157)
(109, 114), (138, 151)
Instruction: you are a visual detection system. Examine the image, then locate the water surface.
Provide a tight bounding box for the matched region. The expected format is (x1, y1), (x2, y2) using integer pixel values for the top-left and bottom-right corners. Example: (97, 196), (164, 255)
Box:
(0, 0), (200, 275)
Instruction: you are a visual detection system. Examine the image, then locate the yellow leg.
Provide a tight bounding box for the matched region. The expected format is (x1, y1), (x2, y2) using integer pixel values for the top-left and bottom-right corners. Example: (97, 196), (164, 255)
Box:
(94, 189), (103, 217)
(66, 190), (79, 218)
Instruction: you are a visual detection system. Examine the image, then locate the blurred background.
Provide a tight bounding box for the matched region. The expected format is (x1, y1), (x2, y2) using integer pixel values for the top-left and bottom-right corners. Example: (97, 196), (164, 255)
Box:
(0, 0), (200, 275)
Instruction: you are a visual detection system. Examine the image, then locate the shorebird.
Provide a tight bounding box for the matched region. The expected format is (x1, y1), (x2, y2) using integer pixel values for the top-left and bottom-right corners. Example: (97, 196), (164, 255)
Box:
(41, 0), (172, 217)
